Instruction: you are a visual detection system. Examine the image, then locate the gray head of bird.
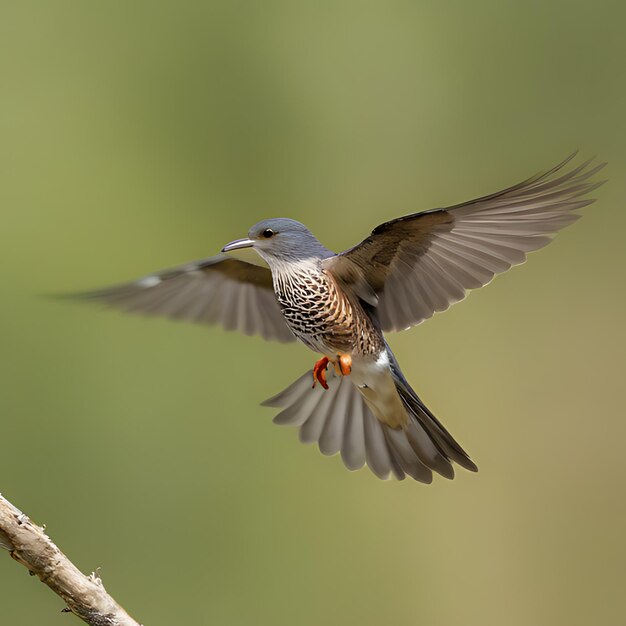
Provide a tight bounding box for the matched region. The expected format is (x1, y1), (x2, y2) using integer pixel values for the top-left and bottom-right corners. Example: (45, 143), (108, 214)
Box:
(222, 218), (333, 266)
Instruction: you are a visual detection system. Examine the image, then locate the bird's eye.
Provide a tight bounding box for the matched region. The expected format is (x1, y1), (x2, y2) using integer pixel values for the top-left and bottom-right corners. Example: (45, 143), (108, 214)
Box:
(262, 228), (275, 238)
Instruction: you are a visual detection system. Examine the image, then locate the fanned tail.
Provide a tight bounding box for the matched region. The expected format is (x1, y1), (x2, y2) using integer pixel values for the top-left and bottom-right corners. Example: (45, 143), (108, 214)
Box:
(262, 362), (477, 482)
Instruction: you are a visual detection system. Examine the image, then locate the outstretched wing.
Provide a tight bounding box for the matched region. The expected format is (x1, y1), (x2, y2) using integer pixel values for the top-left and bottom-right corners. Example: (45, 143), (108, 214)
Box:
(324, 154), (606, 332)
(72, 254), (295, 342)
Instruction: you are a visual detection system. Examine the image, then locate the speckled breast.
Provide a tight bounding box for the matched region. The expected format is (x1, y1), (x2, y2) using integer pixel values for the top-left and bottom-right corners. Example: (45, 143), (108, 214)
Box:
(272, 261), (383, 356)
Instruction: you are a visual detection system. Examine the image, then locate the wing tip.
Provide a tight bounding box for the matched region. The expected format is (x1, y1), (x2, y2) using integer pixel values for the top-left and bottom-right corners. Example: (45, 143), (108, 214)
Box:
(45, 288), (113, 302)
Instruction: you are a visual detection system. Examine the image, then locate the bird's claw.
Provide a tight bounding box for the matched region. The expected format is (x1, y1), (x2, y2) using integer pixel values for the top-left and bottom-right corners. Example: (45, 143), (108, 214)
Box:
(312, 354), (352, 390)
(336, 353), (352, 376)
(312, 357), (330, 389)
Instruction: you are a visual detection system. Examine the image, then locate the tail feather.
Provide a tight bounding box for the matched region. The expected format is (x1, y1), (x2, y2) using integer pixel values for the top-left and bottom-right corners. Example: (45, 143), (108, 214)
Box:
(299, 383), (338, 444)
(387, 348), (478, 473)
(262, 353), (477, 482)
(363, 410), (404, 480)
(318, 383), (349, 456)
(384, 427), (434, 483)
(340, 399), (367, 471)
(262, 370), (312, 410)
(400, 388), (478, 473)
(405, 420), (456, 479)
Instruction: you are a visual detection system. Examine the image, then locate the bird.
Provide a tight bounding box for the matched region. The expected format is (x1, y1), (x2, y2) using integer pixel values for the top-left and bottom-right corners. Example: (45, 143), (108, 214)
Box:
(75, 153), (605, 483)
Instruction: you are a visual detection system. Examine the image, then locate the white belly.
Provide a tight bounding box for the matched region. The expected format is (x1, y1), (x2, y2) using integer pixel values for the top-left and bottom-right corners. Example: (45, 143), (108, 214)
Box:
(349, 352), (409, 429)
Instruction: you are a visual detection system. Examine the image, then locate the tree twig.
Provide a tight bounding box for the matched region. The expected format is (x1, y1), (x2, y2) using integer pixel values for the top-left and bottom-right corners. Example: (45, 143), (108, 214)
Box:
(0, 493), (141, 626)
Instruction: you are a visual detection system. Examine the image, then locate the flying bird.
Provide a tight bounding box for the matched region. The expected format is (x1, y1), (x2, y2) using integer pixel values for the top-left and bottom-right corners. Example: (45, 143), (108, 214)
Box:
(77, 154), (605, 482)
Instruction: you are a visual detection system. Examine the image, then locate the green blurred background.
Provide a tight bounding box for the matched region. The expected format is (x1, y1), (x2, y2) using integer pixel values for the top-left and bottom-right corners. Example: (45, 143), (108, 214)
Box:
(1, 2), (625, 625)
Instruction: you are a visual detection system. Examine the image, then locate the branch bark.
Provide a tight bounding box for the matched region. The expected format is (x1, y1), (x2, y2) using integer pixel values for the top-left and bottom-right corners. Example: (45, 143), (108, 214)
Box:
(0, 493), (141, 626)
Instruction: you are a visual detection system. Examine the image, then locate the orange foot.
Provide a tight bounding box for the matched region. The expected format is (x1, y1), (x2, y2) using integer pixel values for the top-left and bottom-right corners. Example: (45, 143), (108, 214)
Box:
(336, 353), (352, 376)
(312, 357), (330, 390)
(312, 353), (353, 390)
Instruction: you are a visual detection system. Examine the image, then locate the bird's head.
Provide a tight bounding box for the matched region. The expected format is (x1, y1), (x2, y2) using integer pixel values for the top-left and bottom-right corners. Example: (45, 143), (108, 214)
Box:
(222, 218), (331, 266)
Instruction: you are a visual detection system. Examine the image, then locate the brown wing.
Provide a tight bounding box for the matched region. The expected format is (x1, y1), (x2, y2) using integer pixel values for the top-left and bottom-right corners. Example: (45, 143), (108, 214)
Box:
(73, 254), (295, 342)
(324, 153), (606, 332)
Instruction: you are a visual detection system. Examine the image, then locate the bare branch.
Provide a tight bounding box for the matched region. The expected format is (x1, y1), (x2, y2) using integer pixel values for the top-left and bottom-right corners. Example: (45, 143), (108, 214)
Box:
(0, 493), (142, 626)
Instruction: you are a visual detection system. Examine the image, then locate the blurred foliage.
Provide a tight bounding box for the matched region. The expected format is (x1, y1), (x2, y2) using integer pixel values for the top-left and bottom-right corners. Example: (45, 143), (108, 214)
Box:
(1, 2), (625, 625)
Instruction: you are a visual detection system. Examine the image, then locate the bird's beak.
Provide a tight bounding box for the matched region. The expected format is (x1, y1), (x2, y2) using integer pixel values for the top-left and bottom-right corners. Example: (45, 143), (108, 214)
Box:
(222, 238), (255, 253)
